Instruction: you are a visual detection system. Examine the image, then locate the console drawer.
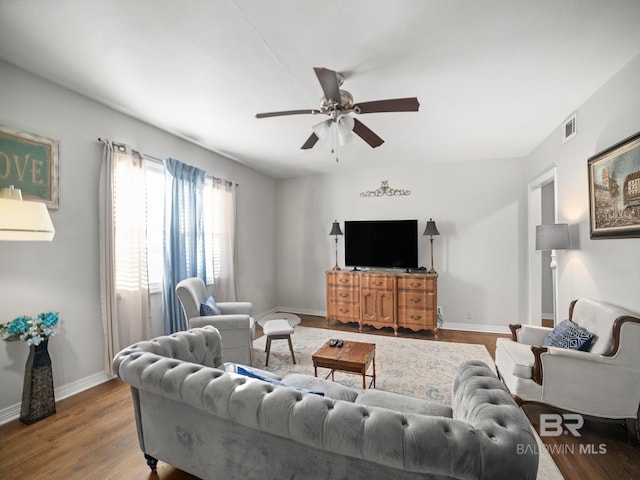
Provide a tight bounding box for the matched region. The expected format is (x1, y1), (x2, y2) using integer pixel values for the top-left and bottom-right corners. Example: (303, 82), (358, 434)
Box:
(398, 308), (435, 325)
(329, 272), (359, 287)
(397, 291), (434, 308)
(332, 287), (358, 303)
(327, 302), (360, 320)
(398, 276), (435, 291)
(361, 274), (394, 290)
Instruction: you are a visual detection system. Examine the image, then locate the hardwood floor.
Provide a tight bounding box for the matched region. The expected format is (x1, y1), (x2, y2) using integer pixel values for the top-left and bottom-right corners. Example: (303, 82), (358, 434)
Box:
(0, 314), (637, 480)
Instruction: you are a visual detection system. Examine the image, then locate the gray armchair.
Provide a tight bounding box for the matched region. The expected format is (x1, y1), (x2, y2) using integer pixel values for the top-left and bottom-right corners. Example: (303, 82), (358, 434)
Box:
(175, 277), (255, 365)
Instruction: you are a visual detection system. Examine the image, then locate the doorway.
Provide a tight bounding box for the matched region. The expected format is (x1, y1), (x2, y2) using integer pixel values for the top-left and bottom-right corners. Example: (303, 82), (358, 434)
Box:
(527, 168), (558, 325)
(540, 182), (555, 326)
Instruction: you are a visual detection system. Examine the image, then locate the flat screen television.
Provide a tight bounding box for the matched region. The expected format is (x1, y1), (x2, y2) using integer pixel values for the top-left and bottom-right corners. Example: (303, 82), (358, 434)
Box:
(344, 219), (418, 269)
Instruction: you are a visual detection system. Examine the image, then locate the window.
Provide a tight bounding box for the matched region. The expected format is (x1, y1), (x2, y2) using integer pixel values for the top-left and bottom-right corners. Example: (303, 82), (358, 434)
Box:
(145, 159), (234, 296)
(145, 160), (165, 292)
(204, 178), (234, 288)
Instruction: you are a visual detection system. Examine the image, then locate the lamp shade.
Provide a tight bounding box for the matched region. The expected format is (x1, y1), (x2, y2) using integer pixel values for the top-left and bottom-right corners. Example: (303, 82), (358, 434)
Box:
(313, 116), (355, 146)
(535, 224), (569, 251)
(422, 218), (440, 237)
(312, 119), (332, 140)
(329, 220), (343, 236)
(0, 187), (55, 241)
(336, 115), (355, 145)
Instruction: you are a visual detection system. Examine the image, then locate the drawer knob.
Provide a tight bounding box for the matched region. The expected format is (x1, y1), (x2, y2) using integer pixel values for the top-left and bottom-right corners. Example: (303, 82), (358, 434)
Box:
(410, 315), (423, 320)
(409, 282), (422, 287)
(339, 308), (350, 313)
(410, 298), (422, 303)
(339, 293), (349, 297)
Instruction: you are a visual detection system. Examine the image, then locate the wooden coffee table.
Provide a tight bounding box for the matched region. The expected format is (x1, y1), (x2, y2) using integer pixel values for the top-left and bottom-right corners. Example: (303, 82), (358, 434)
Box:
(312, 339), (376, 389)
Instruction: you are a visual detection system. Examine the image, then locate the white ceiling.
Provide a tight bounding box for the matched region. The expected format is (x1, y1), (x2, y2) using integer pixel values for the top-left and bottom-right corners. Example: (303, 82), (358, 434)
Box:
(2, 1), (640, 178)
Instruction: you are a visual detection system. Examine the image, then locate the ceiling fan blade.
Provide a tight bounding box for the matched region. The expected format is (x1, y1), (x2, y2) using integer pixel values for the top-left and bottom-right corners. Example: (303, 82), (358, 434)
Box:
(354, 97), (420, 114)
(313, 67), (341, 104)
(300, 132), (320, 150)
(352, 118), (384, 148)
(256, 109), (321, 119)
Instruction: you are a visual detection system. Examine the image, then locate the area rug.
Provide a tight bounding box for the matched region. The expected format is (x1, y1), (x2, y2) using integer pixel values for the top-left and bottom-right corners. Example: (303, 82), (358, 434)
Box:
(252, 325), (563, 480)
(253, 325), (493, 404)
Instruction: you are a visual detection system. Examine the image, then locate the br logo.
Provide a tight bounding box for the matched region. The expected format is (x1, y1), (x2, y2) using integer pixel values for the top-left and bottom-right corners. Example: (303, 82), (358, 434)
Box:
(540, 413), (584, 437)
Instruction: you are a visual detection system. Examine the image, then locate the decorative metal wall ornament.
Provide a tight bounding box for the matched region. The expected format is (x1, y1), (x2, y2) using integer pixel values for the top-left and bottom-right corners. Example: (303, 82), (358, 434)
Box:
(360, 180), (411, 198)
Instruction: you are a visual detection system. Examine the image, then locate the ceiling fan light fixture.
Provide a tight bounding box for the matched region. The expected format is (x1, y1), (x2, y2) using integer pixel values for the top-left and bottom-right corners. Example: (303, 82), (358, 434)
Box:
(312, 119), (332, 139)
(337, 115), (355, 145)
(256, 67), (419, 152)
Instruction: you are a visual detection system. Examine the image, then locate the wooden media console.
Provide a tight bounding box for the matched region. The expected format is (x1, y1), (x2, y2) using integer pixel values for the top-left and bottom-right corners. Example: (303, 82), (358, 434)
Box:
(326, 270), (438, 337)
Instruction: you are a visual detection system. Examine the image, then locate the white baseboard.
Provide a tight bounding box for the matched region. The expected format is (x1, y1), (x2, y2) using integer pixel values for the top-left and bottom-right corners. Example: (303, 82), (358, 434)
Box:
(260, 308), (511, 335)
(0, 371), (113, 426)
(256, 306), (326, 319)
(440, 322), (510, 334)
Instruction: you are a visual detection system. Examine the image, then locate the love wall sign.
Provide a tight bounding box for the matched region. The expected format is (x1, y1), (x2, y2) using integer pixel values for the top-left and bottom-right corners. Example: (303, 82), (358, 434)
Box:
(0, 125), (59, 208)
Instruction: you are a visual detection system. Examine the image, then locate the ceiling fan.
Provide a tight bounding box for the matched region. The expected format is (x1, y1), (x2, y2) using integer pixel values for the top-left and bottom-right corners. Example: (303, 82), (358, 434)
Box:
(255, 67), (420, 150)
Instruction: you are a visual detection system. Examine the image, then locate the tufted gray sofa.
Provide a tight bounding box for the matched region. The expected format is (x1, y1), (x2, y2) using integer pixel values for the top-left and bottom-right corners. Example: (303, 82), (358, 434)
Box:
(113, 326), (538, 480)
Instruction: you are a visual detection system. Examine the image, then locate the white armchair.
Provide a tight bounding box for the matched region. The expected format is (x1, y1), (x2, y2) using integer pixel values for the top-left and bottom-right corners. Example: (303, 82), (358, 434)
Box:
(495, 298), (640, 442)
(175, 277), (255, 365)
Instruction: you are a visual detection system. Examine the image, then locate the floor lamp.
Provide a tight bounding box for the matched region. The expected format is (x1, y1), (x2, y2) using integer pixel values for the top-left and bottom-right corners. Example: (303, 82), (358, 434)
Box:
(535, 223), (569, 326)
(329, 220), (343, 270)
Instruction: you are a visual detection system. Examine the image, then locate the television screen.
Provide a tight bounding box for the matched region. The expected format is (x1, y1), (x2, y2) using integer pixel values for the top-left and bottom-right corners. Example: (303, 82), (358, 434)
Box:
(344, 219), (418, 269)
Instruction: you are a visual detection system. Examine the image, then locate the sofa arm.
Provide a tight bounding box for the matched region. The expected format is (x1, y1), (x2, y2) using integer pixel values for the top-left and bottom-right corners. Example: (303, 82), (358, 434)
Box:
(189, 314), (251, 331)
(546, 346), (606, 362)
(217, 302), (253, 316)
(538, 349), (640, 418)
(509, 324), (552, 345)
(451, 360), (539, 478)
(532, 345), (608, 384)
(112, 326), (224, 371)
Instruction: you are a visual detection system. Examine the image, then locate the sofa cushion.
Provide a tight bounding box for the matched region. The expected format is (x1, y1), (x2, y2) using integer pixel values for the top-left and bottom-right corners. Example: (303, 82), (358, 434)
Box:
(494, 337), (534, 379)
(237, 366), (324, 396)
(200, 295), (221, 316)
(280, 373), (359, 402)
(355, 389), (453, 417)
(543, 319), (595, 351)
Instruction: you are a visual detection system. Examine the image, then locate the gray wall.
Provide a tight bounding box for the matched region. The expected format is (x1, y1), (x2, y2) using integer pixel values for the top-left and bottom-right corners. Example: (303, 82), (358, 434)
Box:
(275, 53), (640, 329)
(525, 53), (640, 317)
(2, 50), (640, 421)
(276, 157), (528, 331)
(0, 60), (277, 419)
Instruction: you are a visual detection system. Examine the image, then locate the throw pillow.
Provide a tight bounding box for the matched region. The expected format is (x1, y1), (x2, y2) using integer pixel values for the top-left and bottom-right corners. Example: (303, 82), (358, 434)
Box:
(200, 295), (222, 316)
(543, 319), (595, 351)
(236, 366), (324, 396)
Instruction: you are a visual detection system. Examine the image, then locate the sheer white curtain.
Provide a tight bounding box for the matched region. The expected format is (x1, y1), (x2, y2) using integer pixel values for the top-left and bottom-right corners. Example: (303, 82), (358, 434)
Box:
(99, 139), (150, 374)
(205, 178), (237, 301)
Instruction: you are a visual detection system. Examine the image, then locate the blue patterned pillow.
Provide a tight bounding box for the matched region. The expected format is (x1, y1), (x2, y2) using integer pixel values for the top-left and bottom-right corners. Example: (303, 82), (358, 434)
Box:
(199, 296), (221, 316)
(236, 366), (324, 396)
(543, 319), (595, 351)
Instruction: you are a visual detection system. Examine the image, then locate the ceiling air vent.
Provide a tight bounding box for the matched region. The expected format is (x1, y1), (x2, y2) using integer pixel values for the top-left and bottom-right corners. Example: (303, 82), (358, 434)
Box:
(562, 113), (577, 143)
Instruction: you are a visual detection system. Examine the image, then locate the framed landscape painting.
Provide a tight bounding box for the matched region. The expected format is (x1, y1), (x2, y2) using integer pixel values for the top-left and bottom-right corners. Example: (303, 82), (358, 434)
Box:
(0, 124), (59, 209)
(588, 130), (640, 239)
